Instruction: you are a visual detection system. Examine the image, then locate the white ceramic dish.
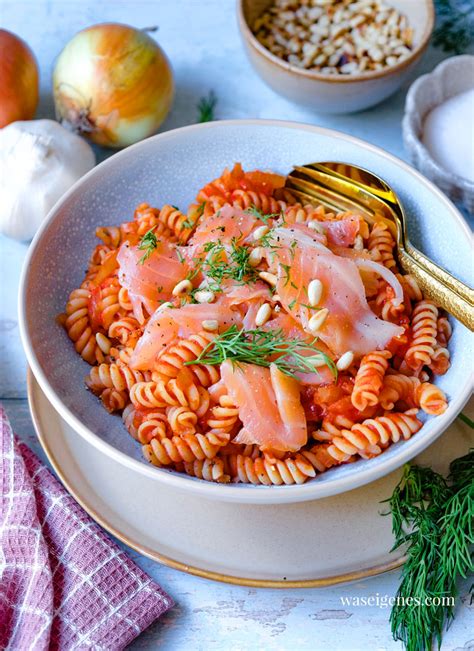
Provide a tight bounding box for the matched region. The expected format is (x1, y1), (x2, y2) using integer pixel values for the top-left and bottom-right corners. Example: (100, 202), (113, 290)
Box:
(238, 0), (434, 113)
(403, 55), (474, 213)
(19, 120), (474, 504)
(28, 371), (474, 586)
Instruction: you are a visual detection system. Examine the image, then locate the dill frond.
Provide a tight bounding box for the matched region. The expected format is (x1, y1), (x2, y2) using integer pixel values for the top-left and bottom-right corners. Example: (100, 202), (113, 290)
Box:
(185, 325), (337, 379)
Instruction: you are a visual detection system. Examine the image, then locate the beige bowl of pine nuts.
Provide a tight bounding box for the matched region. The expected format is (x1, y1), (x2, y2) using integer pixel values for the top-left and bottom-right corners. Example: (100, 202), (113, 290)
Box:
(238, 0), (434, 113)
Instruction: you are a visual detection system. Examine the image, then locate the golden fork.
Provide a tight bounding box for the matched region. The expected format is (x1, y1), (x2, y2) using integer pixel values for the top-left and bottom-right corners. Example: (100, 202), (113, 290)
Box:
(285, 162), (474, 331)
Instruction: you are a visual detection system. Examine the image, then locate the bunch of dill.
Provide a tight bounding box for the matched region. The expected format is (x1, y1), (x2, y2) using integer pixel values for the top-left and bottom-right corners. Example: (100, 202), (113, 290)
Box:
(385, 447), (473, 651)
(433, 0), (474, 53)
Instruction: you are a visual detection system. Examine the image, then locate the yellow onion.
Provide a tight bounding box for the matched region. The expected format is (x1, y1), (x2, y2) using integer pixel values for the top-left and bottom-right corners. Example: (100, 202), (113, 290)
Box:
(0, 29), (39, 128)
(53, 23), (174, 148)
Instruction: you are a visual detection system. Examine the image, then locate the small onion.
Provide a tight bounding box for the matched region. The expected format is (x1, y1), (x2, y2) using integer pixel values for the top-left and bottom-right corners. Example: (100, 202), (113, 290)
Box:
(0, 29), (39, 128)
(53, 23), (174, 148)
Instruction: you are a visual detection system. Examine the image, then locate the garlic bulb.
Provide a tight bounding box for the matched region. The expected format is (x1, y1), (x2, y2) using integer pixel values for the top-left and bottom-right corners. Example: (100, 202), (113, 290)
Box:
(0, 119), (95, 240)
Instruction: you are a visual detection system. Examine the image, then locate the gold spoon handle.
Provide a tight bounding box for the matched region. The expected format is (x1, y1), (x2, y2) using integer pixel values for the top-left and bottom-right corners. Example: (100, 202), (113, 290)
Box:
(398, 248), (474, 330)
(404, 241), (474, 305)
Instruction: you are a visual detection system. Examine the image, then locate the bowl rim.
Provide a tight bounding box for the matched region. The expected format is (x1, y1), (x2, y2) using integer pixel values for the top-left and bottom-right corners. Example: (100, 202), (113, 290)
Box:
(237, 0), (435, 84)
(19, 118), (473, 505)
(403, 55), (474, 190)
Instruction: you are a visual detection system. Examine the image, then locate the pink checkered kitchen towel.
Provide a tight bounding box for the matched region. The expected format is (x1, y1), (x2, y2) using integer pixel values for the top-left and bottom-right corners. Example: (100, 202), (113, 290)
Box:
(0, 406), (173, 650)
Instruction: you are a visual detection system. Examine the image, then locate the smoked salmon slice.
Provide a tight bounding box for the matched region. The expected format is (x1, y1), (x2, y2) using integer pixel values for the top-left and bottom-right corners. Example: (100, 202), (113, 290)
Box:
(267, 226), (403, 356)
(188, 204), (260, 254)
(130, 302), (242, 370)
(320, 214), (360, 247)
(117, 239), (187, 321)
(221, 360), (307, 452)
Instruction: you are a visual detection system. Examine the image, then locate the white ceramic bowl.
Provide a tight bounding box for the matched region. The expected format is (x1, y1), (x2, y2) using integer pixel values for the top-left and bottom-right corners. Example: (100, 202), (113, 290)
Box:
(19, 120), (473, 504)
(238, 0), (435, 113)
(403, 55), (474, 213)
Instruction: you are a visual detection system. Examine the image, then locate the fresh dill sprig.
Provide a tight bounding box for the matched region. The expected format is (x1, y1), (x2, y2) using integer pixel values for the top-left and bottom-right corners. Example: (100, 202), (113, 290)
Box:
(197, 91), (217, 123)
(185, 325), (337, 379)
(433, 0), (474, 53)
(280, 263), (292, 287)
(189, 239), (260, 287)
(137, 228), (159, 264)
(431, 452), (474, 631)
(259, 227), (282, 252)
(458, 412), (474, 429)
(181, 203), (204, 231)
(227, 241), (258, 283)
(181, 217), (195, 230)
(245, 205), (282, 225)
(384, 450), (474, 651)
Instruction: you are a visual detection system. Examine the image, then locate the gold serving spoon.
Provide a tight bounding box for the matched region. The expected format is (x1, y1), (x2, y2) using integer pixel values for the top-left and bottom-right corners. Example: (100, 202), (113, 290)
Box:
(285, 162), (474, 330)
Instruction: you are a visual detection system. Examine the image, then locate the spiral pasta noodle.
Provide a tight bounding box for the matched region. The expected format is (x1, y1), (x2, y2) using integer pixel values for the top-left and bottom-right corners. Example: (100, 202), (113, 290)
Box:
(154, 331), (219, 386)
(231, 189), (285, 214)
(182, 458), (230, 483)
(108, 316), (142, 346)
(437, 316), (452, 347)
(63, 288), (100, 364)
(312, 415), (355, 442)
(404, 300), (439, 370)
(143, 429), (231, 466)
(351, 350), (391, 411)
(284, 203), (331, 224)
(158, 204), (197, 243)
(330, 412), (422, 458)
(227, 452), (316, 485)
(62, 163), (451, 486)
(130, 372), (209, 414)
(397, 273), (423, 304)
(135, 411), (168, 443)
(368, 222), (396, 270)
(379, 372), (447, 415)
(206, 394), (240, 436)
(133, 203), (177, 240)
(95, 225), (122, 249)
(85, 362), (146, 394)
(301, 443), (355, 472)
(428, 346), (450, 376)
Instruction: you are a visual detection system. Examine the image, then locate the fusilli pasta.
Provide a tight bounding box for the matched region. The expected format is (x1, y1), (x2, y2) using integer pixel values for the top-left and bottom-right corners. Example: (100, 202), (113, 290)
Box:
(61, 163), (451, 485)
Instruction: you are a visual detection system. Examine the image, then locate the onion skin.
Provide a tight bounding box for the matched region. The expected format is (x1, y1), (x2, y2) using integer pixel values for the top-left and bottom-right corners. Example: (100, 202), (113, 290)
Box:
(53, 23), (174, 148)
(0, 30), (39, 128)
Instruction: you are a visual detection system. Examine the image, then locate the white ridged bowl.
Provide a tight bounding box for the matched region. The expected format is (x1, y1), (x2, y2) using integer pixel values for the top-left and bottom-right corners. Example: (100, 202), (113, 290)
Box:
(19, 120), (473, 504)
(403, 55), (474, 213)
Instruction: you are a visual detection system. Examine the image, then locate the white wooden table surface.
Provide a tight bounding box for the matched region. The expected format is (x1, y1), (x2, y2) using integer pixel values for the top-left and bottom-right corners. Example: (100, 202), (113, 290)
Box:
(1, 1), (473, 649)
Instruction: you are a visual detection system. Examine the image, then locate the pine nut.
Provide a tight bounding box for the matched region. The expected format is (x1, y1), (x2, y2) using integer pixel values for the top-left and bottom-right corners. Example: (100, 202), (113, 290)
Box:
(307, 354), (329, 368)
(308, 279), (323, 307)
(253, 225), (269, 241)
(336, 351), (354, 371)
(157, 301), (174, 311)
(194, 290), (215, 304)
(354, 234), (364, 251)
(259, 271), (277, 287)
(252, 0), (413, 75)
(172, 279), (193, 296)
(255, 303), (272, 327)
(202, 320), (219, 332)
(308, 308), (329, 334)
(308, 220), (325, 234)
(95, 332), (111, 354)
(248, 247), (264, 267)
